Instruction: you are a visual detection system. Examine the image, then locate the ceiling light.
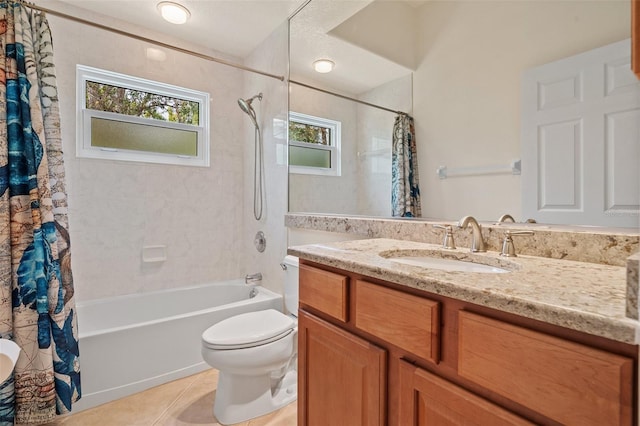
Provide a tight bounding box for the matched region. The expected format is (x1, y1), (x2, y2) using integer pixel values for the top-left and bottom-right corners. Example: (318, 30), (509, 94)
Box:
(157, 2), (191, 25)
(313, 59), (335, 73)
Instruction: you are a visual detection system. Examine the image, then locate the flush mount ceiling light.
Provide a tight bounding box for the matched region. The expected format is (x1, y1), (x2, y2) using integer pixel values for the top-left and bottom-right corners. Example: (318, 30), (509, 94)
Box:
(157, 2), (191, 25)
(313, 59), (335, 73)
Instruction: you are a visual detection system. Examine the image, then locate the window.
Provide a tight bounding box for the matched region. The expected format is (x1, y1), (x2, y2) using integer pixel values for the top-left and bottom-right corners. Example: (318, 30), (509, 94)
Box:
(289, 112), (341, 176)
(77, 65), (210, 167)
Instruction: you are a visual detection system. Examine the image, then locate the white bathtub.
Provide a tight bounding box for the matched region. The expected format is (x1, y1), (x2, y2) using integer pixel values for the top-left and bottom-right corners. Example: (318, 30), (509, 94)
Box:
(73, 280), (282, 412)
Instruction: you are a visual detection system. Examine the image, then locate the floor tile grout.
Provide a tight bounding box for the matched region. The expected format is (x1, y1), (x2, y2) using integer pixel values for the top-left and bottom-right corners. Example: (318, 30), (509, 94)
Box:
(151, 372), (204, 425)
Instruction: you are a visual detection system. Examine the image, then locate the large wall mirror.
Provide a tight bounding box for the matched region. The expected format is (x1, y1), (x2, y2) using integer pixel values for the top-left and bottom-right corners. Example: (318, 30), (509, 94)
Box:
(288, 0), (638, 228)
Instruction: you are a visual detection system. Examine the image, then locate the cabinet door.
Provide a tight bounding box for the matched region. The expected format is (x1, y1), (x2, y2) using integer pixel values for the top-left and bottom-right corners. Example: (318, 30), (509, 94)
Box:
(298, 310), (386, 426)
(398, 360), (534, 426)
(458, 311), (634, 426)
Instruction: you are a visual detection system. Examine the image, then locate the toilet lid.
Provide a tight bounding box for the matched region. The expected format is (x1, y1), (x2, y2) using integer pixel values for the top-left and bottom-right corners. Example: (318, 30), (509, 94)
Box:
(202, 309), (295, 350)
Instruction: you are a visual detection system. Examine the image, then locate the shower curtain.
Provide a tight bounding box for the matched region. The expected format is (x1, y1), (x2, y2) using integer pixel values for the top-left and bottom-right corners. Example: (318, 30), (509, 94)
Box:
(391, 114), (421, 217)
(0, 2), (80, 424)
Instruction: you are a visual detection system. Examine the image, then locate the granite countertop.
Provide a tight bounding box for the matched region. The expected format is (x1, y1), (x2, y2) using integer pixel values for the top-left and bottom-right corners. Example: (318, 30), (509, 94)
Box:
(288, 238), (640, 345)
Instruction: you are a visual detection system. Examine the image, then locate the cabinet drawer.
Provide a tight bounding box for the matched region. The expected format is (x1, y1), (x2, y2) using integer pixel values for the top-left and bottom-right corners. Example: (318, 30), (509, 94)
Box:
(399, 360), (534, 425)
(299, 264), (349, 322)
(355, 280), (440, 363)
(458, 311), (633, 426)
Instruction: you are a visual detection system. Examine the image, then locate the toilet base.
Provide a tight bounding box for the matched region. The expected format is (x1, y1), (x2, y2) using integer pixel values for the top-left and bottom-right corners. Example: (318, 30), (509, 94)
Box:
(213, 367), (297, 425)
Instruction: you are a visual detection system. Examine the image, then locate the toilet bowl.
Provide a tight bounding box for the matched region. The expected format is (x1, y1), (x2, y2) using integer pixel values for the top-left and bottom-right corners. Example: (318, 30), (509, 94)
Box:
(201, 256), (299, 425)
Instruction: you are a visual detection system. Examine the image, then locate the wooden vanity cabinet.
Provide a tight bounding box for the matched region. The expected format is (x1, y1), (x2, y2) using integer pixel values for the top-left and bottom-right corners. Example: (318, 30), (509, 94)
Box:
(355, 279), (440, 364)
(398, 360), (534, 425)
(458, 311), (634, 425)
(299, 264), (349, 322)
(298, 311), (386, 426)
(297, 261), (637, 426)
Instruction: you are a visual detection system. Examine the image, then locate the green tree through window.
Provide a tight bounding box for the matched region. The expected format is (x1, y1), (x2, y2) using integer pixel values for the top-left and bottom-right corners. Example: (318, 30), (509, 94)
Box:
(86, 81), (200, 125)
(289, 121), (331, 145)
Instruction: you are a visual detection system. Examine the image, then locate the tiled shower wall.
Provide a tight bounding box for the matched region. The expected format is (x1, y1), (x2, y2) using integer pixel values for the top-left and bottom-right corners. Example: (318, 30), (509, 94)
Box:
(48, 8), (250, 302)
(241, 23), (290, 298)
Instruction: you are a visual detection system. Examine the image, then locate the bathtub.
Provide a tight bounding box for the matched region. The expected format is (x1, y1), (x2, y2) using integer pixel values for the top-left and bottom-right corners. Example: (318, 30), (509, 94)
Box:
(73, 280), (282, 412)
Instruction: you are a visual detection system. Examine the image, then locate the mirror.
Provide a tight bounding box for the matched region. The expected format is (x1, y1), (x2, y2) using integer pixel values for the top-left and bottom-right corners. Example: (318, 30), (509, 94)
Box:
(289, 0), (414, 217)
(289, 0), (635, 227)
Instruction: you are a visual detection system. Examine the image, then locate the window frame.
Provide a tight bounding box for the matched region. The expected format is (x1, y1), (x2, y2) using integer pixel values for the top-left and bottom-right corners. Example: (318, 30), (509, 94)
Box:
(289, 111), (341, 176)
(76, 65), (210, 167)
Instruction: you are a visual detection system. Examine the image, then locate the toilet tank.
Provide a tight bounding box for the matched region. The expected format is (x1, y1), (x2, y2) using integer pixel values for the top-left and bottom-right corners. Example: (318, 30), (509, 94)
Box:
(282, 255), (299, 315)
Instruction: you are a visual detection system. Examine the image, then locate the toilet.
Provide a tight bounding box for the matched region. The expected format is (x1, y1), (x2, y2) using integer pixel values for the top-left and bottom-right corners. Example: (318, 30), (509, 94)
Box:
(201, 255), (299, 425)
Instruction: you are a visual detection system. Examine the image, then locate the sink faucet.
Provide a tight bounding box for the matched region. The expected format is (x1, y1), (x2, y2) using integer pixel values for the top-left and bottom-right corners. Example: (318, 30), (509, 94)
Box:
(497, 214), (515, 223)
(457, 216), (486, 252)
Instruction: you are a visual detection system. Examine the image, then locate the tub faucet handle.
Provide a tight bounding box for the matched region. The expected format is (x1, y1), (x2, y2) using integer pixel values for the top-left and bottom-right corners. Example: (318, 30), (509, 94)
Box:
(433, 224), (456, 249)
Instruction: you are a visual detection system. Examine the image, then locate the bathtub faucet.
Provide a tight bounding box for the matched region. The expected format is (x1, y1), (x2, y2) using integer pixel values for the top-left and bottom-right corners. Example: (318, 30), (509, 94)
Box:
(245, 272), (263, 284)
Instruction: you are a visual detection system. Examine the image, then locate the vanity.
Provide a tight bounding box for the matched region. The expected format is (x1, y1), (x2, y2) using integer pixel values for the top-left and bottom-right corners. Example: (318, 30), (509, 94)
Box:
(288, 238), (638, 425)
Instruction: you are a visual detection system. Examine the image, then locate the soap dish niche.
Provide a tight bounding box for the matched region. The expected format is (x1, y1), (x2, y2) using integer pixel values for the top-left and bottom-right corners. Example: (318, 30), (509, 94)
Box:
(142, 245), (167, 263)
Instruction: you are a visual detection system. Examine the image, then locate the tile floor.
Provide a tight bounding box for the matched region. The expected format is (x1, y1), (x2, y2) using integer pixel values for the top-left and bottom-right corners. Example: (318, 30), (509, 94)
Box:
(42, 369), (297, 426)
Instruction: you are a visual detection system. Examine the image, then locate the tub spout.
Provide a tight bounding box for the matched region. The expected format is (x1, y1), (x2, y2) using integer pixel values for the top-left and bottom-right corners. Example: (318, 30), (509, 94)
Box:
(245, 272), (262, 284)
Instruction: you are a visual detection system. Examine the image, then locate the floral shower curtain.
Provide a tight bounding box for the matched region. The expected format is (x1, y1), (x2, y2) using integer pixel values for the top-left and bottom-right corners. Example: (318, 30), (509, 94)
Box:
(0, 2), (80, 424)
(391, 114), (421, 217)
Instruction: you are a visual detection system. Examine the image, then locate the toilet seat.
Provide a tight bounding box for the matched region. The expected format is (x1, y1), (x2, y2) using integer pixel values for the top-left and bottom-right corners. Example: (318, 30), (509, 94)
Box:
(202, 309), (295, 350)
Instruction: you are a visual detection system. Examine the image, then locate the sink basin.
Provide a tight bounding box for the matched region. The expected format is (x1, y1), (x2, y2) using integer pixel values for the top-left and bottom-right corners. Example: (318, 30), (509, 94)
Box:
(387, 256), (510, 274)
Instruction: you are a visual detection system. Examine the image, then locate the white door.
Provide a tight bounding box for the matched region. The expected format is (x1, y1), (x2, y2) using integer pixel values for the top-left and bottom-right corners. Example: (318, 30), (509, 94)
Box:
(521, 39), (640, 228)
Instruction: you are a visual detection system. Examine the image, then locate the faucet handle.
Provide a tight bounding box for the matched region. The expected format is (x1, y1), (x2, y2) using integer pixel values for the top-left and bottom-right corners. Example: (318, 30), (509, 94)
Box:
(500, 231), (534, 257)
(433, 224), (456, 249)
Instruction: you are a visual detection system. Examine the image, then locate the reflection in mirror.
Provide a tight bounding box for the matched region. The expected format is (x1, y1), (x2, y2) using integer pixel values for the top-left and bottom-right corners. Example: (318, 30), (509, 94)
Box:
(289, 77), (412, 216)
(289, 0), (414, 216)
(289, 0), (636, 228)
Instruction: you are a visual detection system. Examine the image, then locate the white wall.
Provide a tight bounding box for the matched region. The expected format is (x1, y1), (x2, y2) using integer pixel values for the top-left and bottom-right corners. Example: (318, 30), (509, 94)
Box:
(46, 8), (247, 302)
(242, 23), (290, 297)
(330, 0), (418, 70)
(414, 0), (630, 222)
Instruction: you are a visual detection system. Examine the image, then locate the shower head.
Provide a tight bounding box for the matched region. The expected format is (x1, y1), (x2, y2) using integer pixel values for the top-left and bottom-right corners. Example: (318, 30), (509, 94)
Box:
(238, 93), (263, 129)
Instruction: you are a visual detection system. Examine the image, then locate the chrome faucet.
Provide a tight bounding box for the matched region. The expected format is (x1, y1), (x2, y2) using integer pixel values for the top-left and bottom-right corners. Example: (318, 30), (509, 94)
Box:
(457, 216), (486, 252)
(245, 272), (262, 284)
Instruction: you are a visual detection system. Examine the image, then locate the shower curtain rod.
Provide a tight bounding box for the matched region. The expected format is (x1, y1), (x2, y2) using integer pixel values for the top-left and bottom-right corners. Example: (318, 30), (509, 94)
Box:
(19, 1), (286, 82)
(289, 79), (409, 116)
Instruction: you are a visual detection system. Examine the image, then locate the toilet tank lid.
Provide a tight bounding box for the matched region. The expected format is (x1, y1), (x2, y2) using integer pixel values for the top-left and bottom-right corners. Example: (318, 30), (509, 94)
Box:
(202, 309), (294, 347)
(283, 255), (298, 267)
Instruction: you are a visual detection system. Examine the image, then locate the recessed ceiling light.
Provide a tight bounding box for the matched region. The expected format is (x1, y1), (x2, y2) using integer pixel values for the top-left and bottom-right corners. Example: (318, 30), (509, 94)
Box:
(313, 59), (335, 73)
(157, 2), (191, 25)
